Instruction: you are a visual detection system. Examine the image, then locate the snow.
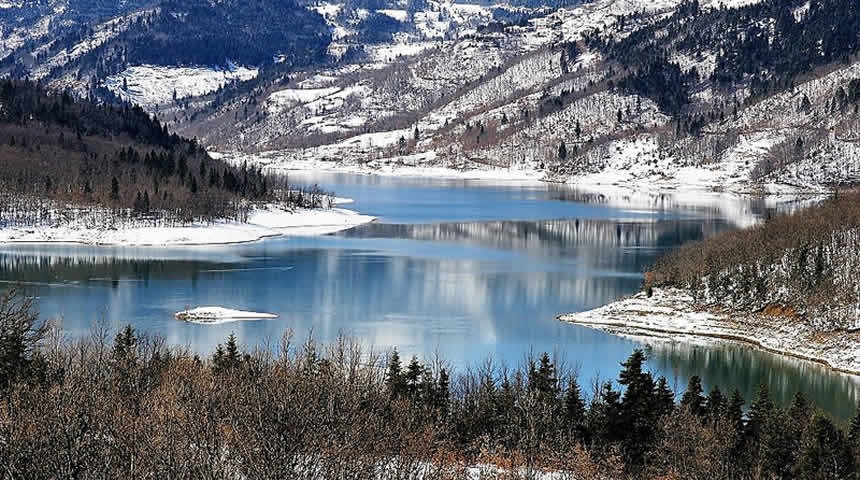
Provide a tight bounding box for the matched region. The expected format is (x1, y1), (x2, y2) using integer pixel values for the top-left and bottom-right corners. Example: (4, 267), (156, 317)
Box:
(30, 9), (153, 80)
(105, 64), (259, 108)
(0, 204), (375, 246)
(561, 288), (860, 375)
(267, 87), (342, 106)
(175, 306), (278, 324)
(378, 9), (408, 22)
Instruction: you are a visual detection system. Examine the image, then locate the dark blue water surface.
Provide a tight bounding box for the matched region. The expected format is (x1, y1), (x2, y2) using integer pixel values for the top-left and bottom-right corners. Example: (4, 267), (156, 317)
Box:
(1, 173), (858, 420)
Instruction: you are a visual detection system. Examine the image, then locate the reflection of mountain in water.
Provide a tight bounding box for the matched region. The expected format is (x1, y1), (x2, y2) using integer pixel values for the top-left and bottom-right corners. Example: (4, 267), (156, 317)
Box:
(343, 218), (731, 266)
(0, 252), (218, 286)
(644, 336), (860, 422)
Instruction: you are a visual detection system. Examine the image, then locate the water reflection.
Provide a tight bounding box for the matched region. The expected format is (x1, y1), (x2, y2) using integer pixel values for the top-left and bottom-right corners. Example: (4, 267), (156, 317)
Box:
(0, 173), (849, 420)
(643, 336), (860, 422)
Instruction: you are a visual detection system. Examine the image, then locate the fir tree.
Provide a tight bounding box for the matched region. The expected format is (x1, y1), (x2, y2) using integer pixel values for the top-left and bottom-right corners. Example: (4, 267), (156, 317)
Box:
(795, 413), (856, 479)
(618, 350), (658, 468)
(112, 325), (137, 359)
(385, 349), (406, 399)
(706, 385), (725, 421)
(654, 376), (675, 417)
(404, 355), (423, 399)
(564, 375), (586, 439)
(680, 376), (705, 417)
(558, 141), (568, 162)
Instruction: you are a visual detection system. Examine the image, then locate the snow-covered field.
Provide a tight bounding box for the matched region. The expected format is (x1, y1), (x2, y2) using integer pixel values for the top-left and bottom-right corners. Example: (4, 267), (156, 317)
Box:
(0, 205), (375, 246)
(561, 288), (860, 375)
(105, 64), (259, 108)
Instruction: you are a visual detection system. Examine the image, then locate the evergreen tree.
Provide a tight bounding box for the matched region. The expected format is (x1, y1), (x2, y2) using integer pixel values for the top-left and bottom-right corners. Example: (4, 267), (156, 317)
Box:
(404, 355), (424, 399)
(212, 333), (241, 374)
(529, 352), (560, 405)
(588, 381), (624, 448)
(706, 385), (725, 421)
(788, 391), (811, 427)
(558, 141), (568, 162)
(564, 375), (586, 439)
(112, 325), (137, 359)
(757, 410), (797, 479)
(618, 349), (659, 468)
(848, 401), (860, 447)
(435, 367), (450, 414)
(748, 384), (775, 438)
(795, 413), (855, 479)
(385, 349), (406, 399)
(654, 376), (675, 417)
(680, 376), (705, 417)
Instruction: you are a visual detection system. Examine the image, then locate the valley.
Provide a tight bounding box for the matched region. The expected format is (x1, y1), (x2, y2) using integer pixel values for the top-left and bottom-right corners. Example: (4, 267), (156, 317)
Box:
(1, 0), (860, 477)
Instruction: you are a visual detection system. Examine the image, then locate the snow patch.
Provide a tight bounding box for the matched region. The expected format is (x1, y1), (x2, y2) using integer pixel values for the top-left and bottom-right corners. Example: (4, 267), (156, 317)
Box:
(105, 64), (259, 108)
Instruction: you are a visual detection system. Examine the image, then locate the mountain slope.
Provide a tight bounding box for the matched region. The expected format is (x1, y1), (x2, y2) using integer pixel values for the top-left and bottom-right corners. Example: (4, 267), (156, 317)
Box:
(0, 79), (280, 223)
(178, 0), (860, 194)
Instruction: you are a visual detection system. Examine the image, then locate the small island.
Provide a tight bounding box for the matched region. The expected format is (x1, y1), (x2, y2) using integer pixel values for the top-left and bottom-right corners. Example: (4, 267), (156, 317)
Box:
(175, 306), (278, 324)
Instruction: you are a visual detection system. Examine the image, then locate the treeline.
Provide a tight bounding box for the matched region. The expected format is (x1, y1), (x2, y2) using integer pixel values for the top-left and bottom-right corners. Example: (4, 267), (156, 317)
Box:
(652, 190), (860, 330)
(0, 80), (328, 224)
(1, 291), (859, 479)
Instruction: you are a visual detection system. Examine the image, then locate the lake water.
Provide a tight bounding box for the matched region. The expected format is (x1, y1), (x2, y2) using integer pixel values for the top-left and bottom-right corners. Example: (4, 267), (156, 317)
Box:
(1, 172), (858, 420)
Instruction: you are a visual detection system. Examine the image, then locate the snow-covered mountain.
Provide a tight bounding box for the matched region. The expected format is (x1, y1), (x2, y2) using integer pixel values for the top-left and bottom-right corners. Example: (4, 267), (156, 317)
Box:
(5, 0), (860, 194)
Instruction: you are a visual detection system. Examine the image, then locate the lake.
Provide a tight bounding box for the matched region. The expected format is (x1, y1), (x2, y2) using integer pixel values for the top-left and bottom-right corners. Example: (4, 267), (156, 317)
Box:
(1, 172), (858, 420)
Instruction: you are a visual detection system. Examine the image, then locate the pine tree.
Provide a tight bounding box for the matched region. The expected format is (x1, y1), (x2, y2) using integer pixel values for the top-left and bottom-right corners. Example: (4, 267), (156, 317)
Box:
(795, 413), (856, 479)
(680, 376), (705, 417)
(529, 352), (559, 402)
(564, 375), (586, 438)
(758, 410), (796, 479)
(558, 141), (568, 162)
(404, 355), (423, 399)
(654, 376), (675, 417)
(618, 350), (659, 468)
(435, 367), (450, 414)
(788, 391), (811, 427)
(706, 385), (726, 421)
(748, 384), (774, 438)
(112, 325), (137, 359)
(588, 381), (624, 448)
(849, 401), (860, 446)
(385, 349), (405, 399)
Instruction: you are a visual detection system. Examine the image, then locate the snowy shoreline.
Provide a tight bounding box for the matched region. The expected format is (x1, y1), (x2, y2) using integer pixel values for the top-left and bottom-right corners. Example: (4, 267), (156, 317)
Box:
(0, 204), (376, 247)
(560, 288), (860, 376)
(220, 151), (835, 196)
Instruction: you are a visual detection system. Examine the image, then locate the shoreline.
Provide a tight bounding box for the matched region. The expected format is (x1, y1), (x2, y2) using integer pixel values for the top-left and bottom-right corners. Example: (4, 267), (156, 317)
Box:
(215, 151), (836, 196)
(560, 288), (860, 376)
(0, 205), (376, 247)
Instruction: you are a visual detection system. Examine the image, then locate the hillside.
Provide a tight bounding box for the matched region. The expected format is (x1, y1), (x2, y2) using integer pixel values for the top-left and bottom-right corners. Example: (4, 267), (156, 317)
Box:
(158, 0), (860, 194)
(5, 0), (860, 194)
(0, 79), (292, 223)
(651, 189), (860, 331)
(563, 189), (860, 373)
(0, 0), (332, 99)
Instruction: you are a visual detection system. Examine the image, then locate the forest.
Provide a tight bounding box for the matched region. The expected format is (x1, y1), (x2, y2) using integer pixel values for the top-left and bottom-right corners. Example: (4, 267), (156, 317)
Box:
(651, 189), (860, 331)
(0, 289), (858, 479)
(600, 0), (860, 115)
(0, 80), (327, 227)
